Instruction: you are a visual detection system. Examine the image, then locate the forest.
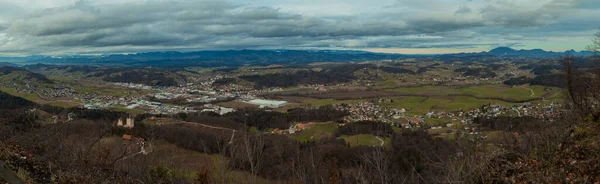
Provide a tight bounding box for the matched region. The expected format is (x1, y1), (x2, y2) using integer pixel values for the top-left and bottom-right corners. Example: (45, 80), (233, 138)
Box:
(239, 65), (367, 88)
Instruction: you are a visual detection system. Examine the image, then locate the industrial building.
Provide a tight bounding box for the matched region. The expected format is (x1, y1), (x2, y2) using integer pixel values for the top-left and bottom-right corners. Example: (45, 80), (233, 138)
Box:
(246, 99), (288, 108)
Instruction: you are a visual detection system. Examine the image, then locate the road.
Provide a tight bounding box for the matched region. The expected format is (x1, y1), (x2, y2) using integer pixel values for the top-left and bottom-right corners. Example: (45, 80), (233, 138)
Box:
(375, 136), (384, 147)
(526, 88), (535, 97)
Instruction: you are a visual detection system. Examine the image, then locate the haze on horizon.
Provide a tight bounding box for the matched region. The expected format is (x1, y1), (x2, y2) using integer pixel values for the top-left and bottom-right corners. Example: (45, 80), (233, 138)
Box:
(0, 0), (599, 56)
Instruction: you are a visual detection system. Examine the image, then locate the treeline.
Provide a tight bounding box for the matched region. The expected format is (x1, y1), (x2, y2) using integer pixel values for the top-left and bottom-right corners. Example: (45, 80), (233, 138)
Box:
(503, 74), (566, 88)
(240, 70), (355, 88)
(223, 106), (349, 130)
(455, 67), (497, 78)
(473, 116), (543, 132)
(379, 67), (416, 74)
(95, 70), (181, 86)
(212, 78), (236, 86)
(135, 105), (349, 131)
(239, 65), (367, 88)
(503, 76), (533, 86)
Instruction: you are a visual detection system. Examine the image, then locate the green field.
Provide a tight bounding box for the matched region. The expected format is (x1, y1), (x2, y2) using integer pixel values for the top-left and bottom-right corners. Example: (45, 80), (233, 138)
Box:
(109, 104), (146, 114)
(385, 86), (449, 94)
(302, 99), (372, 106)
(339, 134), (391, 147)
(381, 96), (517, 115)
(384, 84), (555, 102)
(298, 84), (562, 116)
(289, 123), (338, 142)
(73, 85), (132, 96)
(0, 88), (42, 101)
(44, 101), (80, 108)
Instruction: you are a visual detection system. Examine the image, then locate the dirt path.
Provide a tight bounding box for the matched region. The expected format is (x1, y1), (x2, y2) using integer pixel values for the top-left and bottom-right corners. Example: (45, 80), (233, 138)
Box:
(178, 121), (238, 143)
(375, 136), (384, 147)
(526, 88), (535, 97)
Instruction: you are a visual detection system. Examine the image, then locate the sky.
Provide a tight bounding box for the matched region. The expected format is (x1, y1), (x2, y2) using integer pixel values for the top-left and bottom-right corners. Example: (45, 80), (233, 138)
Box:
(0, 0), (599, 56)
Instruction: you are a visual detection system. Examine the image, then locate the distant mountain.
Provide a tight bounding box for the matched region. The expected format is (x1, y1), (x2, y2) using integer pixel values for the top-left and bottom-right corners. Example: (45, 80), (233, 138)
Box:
(5, 50), (405, 68)
(0, 48), (595, 68)
(0, 62), (17, 67)
(487, 47), (595, 57)
(488, 47), (517, 55)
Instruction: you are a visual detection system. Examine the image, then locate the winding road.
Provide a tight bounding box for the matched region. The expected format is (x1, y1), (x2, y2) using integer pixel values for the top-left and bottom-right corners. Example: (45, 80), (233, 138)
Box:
(375, 136), (384, 147)
(525, 88), (535, 97)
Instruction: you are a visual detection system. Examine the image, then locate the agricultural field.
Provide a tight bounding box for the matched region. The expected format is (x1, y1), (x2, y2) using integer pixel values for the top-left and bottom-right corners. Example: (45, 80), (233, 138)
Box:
(288, 123), (338, 142)
(0, 88), (41, 102)
(301, 99), (373, 107)
(339, 134), (391, 147)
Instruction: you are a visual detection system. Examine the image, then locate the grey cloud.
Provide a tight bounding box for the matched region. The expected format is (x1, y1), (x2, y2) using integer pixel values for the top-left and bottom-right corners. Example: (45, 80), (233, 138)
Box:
(4, 0), (488, 52)
(479, 0), (578, 27)
(455, 5), (472, 14)
(0, 0), (598, 55)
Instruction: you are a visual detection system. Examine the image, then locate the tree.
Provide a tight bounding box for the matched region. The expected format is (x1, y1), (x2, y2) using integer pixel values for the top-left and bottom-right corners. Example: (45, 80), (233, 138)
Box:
(359, 147), (394, 184)
(240, 134), (265, 184)
(587, 29), (600, 53)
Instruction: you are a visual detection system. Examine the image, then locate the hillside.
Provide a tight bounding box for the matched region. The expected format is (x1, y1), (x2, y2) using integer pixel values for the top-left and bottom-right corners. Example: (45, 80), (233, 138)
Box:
(0, 67), (54, 85)
(24, 64), (187, 86)
(0, 91), (36, 109)
(0, 62), (17, 67)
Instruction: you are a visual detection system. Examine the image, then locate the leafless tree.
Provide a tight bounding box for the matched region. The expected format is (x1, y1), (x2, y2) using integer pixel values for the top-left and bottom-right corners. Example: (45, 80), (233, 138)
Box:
(240, 134), (264, 184)
(586, 29), (600, 53)
(359, 147), (394, 184)
(291, 145), (326, 184)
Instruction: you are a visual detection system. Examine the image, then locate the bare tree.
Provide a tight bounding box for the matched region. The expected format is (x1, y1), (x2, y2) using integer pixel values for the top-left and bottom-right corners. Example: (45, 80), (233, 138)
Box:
(359, 147), (394, 184)
(240, 134), (265, 184)
(586, 29), (600, 53)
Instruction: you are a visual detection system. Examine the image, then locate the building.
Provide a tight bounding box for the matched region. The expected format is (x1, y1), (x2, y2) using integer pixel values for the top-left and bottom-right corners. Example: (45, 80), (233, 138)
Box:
(116, 116), (135, 128)
(125, 117), (135, 128)
(218, 107), (235, 115)
(247, 99), (288, 108)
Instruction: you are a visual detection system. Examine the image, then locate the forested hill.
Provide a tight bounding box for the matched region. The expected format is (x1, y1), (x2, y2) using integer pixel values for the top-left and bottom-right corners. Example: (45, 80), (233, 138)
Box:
(0, 66), (55, 84)
(0, 91), (36, 109)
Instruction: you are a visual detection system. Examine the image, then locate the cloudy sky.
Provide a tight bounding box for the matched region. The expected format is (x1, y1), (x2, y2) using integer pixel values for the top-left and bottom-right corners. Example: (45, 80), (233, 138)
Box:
(0, 0), (599, 56)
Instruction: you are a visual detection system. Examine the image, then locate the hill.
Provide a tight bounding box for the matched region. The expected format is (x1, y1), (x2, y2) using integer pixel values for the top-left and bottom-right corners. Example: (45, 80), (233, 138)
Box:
(0, 62), (17, 67)
(24, 64), (188, 86)
(0, 66), (54, 84)
(0, 91), (37, 109)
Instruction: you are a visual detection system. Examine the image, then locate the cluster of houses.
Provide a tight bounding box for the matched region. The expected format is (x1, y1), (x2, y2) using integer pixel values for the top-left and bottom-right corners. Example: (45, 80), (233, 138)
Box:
(270, 122), (311, 135)
(200, 104), (236, 115)
(332, 101), (404, 124)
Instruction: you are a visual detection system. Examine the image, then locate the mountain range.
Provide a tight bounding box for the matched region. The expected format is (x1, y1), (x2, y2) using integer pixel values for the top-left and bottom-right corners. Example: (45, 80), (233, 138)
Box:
(0, 47), (595, 68)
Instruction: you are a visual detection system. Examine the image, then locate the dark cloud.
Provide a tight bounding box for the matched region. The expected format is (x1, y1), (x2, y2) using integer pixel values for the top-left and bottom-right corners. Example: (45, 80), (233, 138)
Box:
(0, 0), (597, 55)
